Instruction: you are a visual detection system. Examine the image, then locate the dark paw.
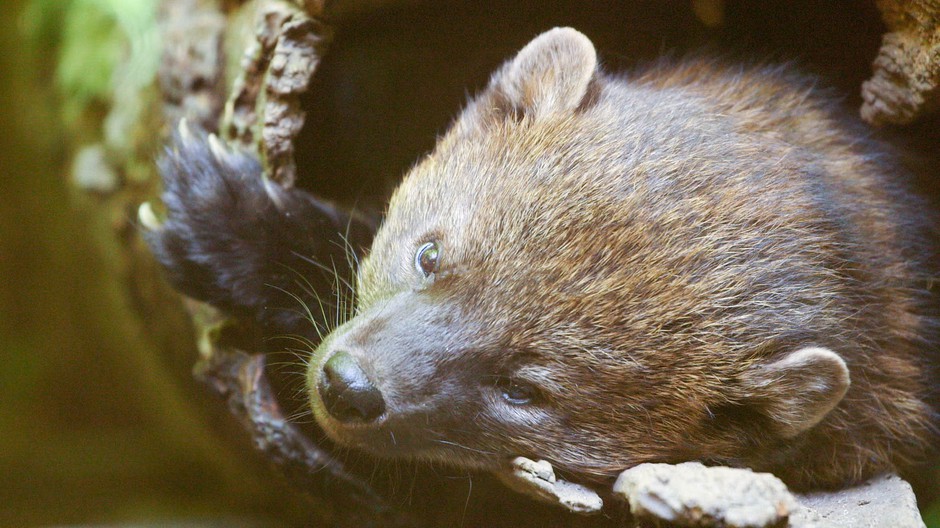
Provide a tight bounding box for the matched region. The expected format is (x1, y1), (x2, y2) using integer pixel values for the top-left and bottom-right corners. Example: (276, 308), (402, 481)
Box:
(144, 121), (375, 338)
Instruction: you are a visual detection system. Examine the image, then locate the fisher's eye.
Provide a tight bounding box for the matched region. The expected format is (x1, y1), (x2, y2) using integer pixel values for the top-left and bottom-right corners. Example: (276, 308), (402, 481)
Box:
(414, 241), (440, 277)
(497, 378), (539, 406)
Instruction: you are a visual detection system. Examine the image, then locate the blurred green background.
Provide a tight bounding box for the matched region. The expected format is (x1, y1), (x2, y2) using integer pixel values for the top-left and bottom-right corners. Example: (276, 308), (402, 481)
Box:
(1, 0), (937, 526)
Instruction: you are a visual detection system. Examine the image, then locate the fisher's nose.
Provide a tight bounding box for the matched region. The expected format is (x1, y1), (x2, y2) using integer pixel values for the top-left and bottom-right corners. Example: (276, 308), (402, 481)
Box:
(318, 350), (386, 423)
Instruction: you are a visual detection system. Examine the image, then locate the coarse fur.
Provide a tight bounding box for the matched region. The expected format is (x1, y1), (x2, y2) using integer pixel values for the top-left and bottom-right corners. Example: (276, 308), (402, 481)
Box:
(148, 28), (940, 493)
(306, 28), (940, 491)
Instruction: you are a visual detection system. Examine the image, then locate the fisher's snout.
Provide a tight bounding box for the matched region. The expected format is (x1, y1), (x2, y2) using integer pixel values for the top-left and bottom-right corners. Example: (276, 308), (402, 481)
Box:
(317, 350), (386, 423)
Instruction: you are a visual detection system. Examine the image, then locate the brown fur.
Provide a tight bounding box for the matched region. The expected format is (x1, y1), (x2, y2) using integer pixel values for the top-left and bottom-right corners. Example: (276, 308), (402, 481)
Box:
(306, 28), (939, 491)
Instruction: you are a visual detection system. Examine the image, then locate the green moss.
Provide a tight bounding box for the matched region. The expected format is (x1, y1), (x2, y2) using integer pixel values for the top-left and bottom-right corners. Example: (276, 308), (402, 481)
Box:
(24, 0), (160, 126)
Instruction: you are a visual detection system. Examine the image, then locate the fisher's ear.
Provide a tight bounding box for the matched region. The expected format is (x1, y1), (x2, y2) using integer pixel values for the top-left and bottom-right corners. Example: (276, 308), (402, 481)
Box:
(455, 27), (599, 133)
(741, 347), (850, 438)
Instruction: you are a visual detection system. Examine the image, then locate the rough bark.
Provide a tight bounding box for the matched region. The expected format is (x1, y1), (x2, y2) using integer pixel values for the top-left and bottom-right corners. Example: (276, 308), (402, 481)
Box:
(861, 0), (940, 126)
(221, 0), (331, 185)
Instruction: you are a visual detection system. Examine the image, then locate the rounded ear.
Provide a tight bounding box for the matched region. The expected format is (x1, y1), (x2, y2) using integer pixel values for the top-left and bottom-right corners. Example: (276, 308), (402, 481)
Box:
(497, 27), (598, 118)
(455, 27), (598, 133)
(741, 347), (850, 438)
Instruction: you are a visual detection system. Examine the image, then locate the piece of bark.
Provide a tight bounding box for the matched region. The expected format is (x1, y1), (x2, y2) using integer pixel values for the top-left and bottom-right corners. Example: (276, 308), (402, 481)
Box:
(495, 457), (604, 514)
(860, 0), (940, 126)
(222, 0), (331, 185)
(193, 330), (420, 527)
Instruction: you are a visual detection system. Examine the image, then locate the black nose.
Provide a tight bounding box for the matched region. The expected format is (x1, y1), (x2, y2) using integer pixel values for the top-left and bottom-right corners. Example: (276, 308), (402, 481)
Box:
(318, 350), (385, 423)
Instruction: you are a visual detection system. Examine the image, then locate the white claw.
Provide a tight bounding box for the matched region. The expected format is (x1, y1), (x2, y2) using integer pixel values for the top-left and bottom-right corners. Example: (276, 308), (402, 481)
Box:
(207, 133), (229, 161)
(262, 177), (286, 212)
(138, 201), (163, 231)
(177, 118), (192, 141)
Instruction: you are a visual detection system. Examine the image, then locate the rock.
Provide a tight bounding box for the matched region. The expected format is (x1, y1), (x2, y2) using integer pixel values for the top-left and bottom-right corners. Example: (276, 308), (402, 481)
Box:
(794, 473), (926, 528)
(613, 462), (795, 527)
(612, 463), (926, 528)
(787, 504), (842, 528)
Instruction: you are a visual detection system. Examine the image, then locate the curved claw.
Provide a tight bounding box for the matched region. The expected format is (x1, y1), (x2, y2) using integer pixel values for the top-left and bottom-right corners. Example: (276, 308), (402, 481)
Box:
(137, 201), (163, 231)
(207, 133), (230, 162)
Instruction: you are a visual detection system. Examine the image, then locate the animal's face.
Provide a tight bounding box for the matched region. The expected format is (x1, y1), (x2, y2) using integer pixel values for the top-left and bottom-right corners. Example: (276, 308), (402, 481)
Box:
(308, 130), (699, 478)
(306, 28), (852, 481)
